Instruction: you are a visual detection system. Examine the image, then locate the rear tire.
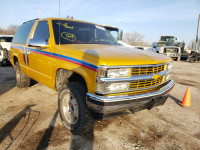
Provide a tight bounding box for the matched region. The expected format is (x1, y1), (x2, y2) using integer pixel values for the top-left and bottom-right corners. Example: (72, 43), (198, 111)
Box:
(58, 82), (94, 135)
(189, 56), (196, 63)
(15, 62), (30, 88)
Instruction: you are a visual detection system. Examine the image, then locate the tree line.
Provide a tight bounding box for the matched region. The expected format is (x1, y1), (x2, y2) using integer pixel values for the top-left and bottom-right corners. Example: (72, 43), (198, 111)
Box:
(123, 31), (151, 47)
(0, 25), (18, 35)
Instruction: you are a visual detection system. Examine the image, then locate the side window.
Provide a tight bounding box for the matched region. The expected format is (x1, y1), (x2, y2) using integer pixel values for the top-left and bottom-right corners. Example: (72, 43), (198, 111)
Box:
(12, 21), (35, 44)
(33, 21), (49, 40)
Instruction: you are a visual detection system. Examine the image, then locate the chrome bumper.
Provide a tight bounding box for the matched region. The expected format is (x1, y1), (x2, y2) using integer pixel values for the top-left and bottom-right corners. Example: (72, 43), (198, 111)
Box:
(165, 53), (180, 57)
(87, 80), (175, 116)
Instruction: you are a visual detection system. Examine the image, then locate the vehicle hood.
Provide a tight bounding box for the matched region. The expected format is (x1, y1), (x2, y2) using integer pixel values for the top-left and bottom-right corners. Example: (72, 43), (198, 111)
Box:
(0, 42), (11, 50)
(56, 44), (171, 66)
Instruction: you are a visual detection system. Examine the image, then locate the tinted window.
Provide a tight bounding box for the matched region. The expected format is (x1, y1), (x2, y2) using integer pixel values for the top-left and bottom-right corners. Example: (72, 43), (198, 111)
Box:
(33, 21), (49, 40)
(12, 21), (35, 44)
(52, 20), (118, 45)
(0, 37), (13, 42)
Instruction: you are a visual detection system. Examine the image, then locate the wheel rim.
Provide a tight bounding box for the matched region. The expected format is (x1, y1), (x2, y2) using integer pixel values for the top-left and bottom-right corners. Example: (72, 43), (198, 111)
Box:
(62, 93), (79, 124)
(16, 68), (20, 84)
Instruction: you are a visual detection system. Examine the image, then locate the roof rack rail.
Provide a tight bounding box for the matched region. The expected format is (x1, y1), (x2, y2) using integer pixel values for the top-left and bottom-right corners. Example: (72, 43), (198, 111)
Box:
(23, 18), (39, 24)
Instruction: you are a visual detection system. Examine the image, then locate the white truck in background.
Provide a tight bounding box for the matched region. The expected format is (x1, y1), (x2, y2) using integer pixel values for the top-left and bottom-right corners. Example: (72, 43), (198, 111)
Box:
(0, 35), (13, 66)
(99, 24), (134, 48)
(151, 41), (181, 61)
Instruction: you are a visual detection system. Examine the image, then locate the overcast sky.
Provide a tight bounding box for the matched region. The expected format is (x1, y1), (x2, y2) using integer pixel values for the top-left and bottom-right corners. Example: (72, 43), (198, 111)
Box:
(0, 0), (199, 45)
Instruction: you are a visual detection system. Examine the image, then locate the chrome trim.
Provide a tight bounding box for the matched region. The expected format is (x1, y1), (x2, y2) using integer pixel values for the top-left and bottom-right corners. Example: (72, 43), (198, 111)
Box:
(87, 80), (174, 103)
(98, 62), (170, 69)
(98, 70), (168, 83)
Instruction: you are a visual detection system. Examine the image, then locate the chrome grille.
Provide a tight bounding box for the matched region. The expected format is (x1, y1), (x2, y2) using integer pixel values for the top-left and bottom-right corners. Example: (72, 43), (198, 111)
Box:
(130, 76), (164, 90)
(132, 65), (165, 76)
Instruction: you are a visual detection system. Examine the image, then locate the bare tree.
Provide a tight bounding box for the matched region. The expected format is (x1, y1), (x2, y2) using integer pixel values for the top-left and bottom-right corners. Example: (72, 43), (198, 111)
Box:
(0, 25), (18, 35)
(123, 31), (145, 46)
(0, 27), (4, 34)
(7, 24), (18, 34)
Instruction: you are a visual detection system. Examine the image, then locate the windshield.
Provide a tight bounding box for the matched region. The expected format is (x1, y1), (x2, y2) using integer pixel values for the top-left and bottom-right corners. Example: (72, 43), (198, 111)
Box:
(0, 37), (13, 42)
(157, 42), (173, 47)
(52, 20), (118, 45)
(160, 37), (174, 43)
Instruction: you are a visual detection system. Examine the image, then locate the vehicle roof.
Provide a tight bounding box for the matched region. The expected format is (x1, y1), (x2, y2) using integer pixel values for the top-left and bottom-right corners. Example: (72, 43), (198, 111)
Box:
(157, 41), (171, 43)
(23, 18), (96, 25)
(0, 34), (14, 37)
(98, 24), (118, 29)
(160, 36), (175, 38)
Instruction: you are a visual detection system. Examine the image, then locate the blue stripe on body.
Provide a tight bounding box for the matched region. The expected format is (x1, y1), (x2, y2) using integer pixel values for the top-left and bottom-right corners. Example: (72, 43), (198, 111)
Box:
(26, 48), (97, 70)
(11, 45), (26, 65)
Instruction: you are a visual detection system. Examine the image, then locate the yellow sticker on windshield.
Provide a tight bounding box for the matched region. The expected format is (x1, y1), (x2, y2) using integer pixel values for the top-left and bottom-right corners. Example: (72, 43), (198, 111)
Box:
(56, 22), (74, 29)
(61, 32), (76, 41)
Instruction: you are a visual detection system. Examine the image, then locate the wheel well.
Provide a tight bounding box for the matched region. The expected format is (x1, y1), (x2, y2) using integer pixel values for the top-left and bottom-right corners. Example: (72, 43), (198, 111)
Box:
(14, 56), (18, 65)
(55, 68), (87, 92)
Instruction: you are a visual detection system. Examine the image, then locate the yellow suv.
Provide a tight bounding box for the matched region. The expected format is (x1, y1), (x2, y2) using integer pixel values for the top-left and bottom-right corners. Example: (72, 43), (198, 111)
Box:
(10, 18), (174, 134)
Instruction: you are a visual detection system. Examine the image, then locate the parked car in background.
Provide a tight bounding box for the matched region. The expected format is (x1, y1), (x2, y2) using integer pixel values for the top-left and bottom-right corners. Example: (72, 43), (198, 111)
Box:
(151, 41), (181, 61)
(0, 34), (14, 66)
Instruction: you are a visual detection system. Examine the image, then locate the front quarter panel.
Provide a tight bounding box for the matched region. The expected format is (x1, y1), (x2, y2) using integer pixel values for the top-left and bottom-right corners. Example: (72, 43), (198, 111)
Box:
(50, 47), (97, 93)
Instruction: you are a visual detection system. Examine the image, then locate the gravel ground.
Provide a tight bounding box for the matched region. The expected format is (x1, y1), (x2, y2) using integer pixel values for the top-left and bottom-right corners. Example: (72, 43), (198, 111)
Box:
(0, 61), (200, 150)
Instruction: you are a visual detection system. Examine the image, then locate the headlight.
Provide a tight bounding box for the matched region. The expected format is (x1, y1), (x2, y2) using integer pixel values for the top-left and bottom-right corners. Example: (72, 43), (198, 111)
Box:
(107, 68), (131, 78)
(105, 82), (129, 92)
(96, 82), (129, 93)
(167, 62), (172, 72)
(165, 73), (171, 81)
(96, 67), (131, 94)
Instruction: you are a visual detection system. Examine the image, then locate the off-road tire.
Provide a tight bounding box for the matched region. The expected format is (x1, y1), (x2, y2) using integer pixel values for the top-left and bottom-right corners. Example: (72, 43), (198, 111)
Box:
(0, 61), (4, 67)
(58, 82), (94, 135)
(189, 56), (195, 63)
(15, 62), (30, 88)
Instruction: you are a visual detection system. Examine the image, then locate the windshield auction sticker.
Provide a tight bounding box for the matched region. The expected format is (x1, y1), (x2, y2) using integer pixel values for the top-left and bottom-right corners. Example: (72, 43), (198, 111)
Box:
(61, 32), (76, 41)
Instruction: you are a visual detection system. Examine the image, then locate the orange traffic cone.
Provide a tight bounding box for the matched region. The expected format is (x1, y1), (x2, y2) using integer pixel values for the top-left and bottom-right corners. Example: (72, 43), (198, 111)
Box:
(181, 87), (191, 106)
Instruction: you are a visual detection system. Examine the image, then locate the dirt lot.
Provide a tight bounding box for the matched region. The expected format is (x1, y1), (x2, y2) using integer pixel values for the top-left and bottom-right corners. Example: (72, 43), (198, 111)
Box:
(0, 61), (200, 150)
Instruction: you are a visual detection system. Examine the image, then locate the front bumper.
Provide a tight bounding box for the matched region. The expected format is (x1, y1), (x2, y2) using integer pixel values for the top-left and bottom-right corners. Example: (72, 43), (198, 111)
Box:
(87, 80), (174, 119)
(165, 53), (180, 57)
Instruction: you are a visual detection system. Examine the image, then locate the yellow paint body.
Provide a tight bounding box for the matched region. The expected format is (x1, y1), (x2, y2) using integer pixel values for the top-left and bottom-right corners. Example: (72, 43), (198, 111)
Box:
(10, 18), (171, 95)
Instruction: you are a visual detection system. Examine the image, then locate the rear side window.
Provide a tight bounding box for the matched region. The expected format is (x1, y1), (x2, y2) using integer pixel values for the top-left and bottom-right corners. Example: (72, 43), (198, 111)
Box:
(12, 21), (35, 44)
(33, 21), (49, 40)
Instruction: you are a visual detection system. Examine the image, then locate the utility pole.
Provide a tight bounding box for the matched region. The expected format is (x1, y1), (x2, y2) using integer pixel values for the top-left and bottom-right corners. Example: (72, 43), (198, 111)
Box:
(39, 6), (41, 19)
(196, 14), (200, 52)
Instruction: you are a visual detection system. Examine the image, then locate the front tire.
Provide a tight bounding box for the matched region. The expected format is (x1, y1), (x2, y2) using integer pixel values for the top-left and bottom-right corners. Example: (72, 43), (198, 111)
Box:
(58, 82), (94, 135)
(15, 62), (30, 88)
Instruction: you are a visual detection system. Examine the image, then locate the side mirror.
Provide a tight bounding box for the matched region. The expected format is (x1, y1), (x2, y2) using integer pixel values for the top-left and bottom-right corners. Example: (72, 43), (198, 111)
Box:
(119, 30), (123, 41)
(28, 38), (49, 47)
(153, 45), (157, 48)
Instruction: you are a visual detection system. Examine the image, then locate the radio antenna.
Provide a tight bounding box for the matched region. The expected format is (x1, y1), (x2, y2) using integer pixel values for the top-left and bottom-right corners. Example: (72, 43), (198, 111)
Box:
(59, 0), (61, 45)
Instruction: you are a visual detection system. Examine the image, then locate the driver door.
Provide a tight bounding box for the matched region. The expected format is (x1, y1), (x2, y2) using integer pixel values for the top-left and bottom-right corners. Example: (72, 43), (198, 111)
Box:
(26, 20), (52, 86)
